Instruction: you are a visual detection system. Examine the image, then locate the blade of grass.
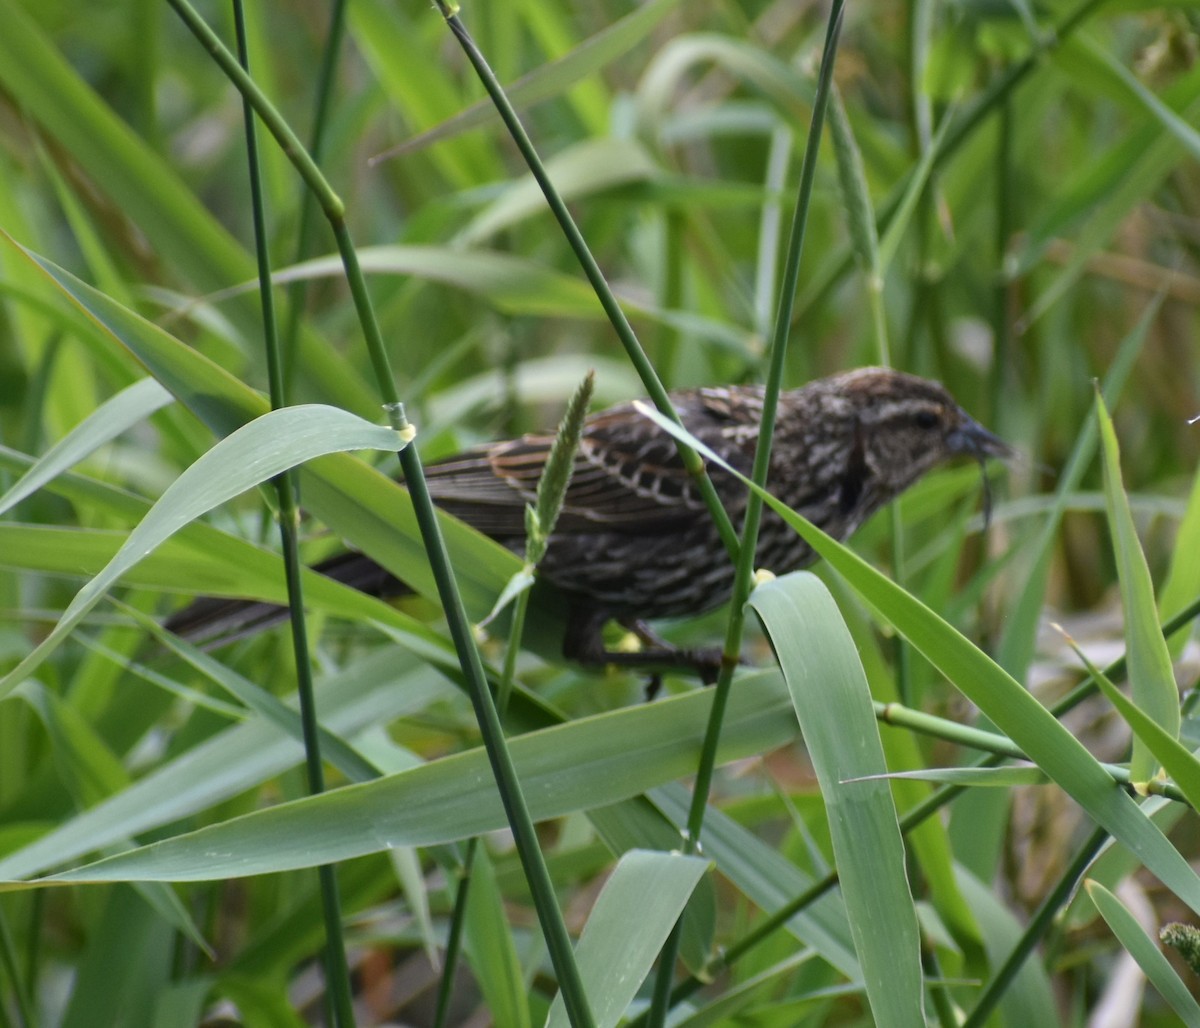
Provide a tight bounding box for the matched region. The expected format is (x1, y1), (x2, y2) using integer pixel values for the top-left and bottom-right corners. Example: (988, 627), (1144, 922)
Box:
(1095, 388), (1181, 783)
(0, 404), (405, 698)
(1087, 881), (1200, 1027)
(1060, 634), (1200, 809)
(749, 573), (924, 1027)
(0, 378), (170, 517)
(2, 671), (796, 885)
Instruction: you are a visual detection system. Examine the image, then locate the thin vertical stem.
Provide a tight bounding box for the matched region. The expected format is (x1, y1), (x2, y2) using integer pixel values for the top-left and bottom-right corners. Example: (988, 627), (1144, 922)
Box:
(230, 5), (354, 1023)
(280, 0), (348, 402)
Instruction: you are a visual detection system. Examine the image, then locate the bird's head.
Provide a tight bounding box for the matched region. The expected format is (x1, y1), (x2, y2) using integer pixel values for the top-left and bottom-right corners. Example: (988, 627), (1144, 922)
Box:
(838, 367), (1010, 486)
(809, 367), (1013, 525)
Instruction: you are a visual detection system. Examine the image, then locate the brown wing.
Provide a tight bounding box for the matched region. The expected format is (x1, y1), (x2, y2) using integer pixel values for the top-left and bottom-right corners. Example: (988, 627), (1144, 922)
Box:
(424, 390), (763, 540)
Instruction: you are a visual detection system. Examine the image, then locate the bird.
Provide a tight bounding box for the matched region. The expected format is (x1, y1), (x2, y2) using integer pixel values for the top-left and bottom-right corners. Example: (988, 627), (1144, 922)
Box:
(166, 367), (1010, 680)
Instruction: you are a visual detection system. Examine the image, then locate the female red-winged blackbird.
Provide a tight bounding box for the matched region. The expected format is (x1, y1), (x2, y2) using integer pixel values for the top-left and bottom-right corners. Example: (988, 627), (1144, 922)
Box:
(167, 367), (1010, 677)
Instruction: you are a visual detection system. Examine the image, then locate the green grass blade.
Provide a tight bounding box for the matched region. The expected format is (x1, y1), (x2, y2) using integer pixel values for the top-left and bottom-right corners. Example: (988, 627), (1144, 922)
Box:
(863, 766), (1048, 787)
(277, 245), (607, 318)
(1087, 880), (1200, 1027)
(385, 0), (681, 157)
(996, 298), (1153, 677)
(646, 784), (859, 980)
(1160, 459), (1200, 658)
(6, 672), (796, 885)
(1095, 389), (1181, 782)
(8, 236), (523, 617)
(0, 652), (449, 882)
(0, 378), (172, 517)
(1063, 638), (1200, 809)
(0, 404), (403, 697)
(465, 846), (533, 1028)
(749, 573), (924, 1027)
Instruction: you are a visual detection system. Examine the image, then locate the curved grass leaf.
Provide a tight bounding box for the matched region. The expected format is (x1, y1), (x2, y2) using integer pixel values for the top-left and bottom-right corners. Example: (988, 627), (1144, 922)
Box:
(0, 404), (404, 698)
(457, 139), (661, 246)
(637, 35), (813, 127)
(1064, 641), (1200, 809)
(749, 573), (924, 1027)
(8, 237), (523, 619)
(273, 245), (605, 317)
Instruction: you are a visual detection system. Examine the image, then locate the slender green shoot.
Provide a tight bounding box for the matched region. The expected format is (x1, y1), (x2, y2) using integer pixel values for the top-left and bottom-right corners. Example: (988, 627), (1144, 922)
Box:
(230, 5), (353, 1023)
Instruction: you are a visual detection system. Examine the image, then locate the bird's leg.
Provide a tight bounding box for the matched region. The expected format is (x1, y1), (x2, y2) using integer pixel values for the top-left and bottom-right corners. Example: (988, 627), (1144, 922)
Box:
(619, 620), (725, 686)
(560, 606), (725, 694)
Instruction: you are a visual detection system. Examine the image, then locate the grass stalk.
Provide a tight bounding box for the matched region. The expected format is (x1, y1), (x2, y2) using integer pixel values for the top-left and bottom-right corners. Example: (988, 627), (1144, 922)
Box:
(432, 372), (593, 1018)
(231, 5), (353, 1022)
(432, 840), (477, 1028)
(280, 0), (349, 402)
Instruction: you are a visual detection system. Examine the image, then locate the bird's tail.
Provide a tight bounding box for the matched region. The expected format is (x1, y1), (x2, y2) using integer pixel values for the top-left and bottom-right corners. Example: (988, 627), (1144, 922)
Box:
(163, 551), (409, 646)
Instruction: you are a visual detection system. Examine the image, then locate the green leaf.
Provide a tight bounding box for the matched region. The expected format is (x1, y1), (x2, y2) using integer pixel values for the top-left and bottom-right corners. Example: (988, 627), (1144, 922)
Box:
(466, 846), (533, 1028)
(0, 404), (404, 698)
(382, 0), (681, 156)
(0, 650), (450, 883)
(545, 850), (708, 1028)
(1063, 638), (1200, 810)
(1095, 389), (1181, 782)
(8, 237), (522, 619)
(955, 867), (1058, 1024)
(647, 784), (859, 980)
(1087, 880), (1200, 1027)
(6, 670), (796, 885)
(856, 766), (1048, 787)
(1159, 458), (1200, 658)
(749, 574), (925, 1028)
(276, 245), (606, 318)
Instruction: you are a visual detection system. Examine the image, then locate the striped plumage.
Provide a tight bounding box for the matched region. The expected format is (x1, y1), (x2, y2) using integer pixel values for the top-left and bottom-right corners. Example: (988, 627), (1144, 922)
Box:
(167, 368), (1009, 679)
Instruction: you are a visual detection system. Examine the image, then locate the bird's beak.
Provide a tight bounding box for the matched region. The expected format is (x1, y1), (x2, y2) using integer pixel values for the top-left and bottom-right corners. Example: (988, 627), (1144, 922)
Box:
(947, 414), (1013, 462)
(947, 413), (1013, 533)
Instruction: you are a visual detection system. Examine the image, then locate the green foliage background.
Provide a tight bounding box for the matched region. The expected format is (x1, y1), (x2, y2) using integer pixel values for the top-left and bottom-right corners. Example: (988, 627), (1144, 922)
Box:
(1, 0), (1199, 1024)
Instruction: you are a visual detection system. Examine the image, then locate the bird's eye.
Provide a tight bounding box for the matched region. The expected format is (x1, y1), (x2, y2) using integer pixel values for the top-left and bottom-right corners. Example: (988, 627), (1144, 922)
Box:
(913, 409), (941, 430)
